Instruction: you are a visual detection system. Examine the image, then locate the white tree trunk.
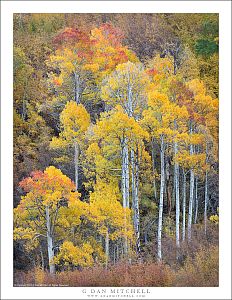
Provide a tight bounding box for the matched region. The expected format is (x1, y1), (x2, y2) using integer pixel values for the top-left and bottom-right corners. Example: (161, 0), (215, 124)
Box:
(105, 228), (109, 269)
(188, 171), (195, 241)
(131, 147), (141, 254)
(121, 146), (126, 208)
(174, 137), (180, 250)
(157, 135), (165, 261)
(131, 148), (136, 227)
(182, 170), (186, 241)
(122, 138), (130, 207)
(74, 72), (80, 104)
(188, 130), (195, 241)
(165, 157), (172, 215)
(204, 142), (209, 235)
(121, 138), (130, 208)
(127, 84), (133, 117)
(125, 142), (130, 208)
(131, 148), (135, 210)
(151, 138), (157, 201)
(134, 146), (141, 255)
(194, 177), (198, 224)
(45, 206), (55, 274)
(74, 142), (79, 191)
(121, 137), (130, 256)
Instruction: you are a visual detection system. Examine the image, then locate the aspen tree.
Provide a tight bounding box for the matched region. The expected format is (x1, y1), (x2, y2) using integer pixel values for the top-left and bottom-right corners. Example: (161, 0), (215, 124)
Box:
(187, 79), (218, 238)
(142, 91), (174, 260)
(87, 180), (133, 266)
(50, 101), (90, 190)
(93, 106), (148, 255)
(47, 26), (136, 106)
(101, 62), (149, 254)
(14, 166), (82, 273)
(145, 62), (189, 255)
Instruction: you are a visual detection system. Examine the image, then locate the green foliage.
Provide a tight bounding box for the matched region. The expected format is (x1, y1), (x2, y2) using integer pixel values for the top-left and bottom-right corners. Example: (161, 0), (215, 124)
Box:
(195, 39), (218, 57)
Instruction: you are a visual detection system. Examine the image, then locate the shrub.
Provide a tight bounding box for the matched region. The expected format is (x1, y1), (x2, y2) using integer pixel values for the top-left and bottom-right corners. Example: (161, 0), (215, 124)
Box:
(175, 245), (219, 287)
(14, 262), (174, 287)
(13, 238), (218, 287)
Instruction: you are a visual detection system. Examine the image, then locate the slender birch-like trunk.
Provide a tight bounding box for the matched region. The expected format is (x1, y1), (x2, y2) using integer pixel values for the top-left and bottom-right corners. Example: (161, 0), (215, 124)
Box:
(158, 134), (165, 261)
(125, 142), (130, 208)
(105, 228), (109, 269)
(131, 149), (135, 205)
(74, 72), (80, 104)
(121, 146), (126, 207)
(194, 177), (198, 224)
(121, 137), (130, 208)
(188, 124), (195, 241)
(134, 146), (141, 255)
(74, 142), (79, 191)
(182, 170), (186, 241)
(151, 138), (157, 201)
(131, 146), (141, 254)
(131, 149), (136, 231)
(204, 143), (209, 235)
(121, 137), (130, 256)
(127, 85), (133, 117)
(127, 84), (141, 255)
(125, 81), (132, 207)
(45, 206), (55, 274)
(188, 171), (195, 241)
(131, 148), (135, 209)
(174, 135), (180, 250)
(165, 157), (172, 215)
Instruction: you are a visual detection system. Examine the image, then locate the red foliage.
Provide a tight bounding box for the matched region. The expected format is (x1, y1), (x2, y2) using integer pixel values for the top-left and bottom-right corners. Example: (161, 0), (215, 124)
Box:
(19, 168), (75, 195)
(169, 79), (194, 105)
(53, 27), (90, 48)
(99, 23), (124, 46)
(19, 172), (45, 195)
(146, 68), (158, 76)
(184, 101), (195, 121)
(117, 49), (128, 61)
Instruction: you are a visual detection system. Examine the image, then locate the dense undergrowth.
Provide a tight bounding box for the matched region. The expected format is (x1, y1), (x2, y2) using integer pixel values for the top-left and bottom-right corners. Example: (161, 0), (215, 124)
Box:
(14, 243), (218, 287)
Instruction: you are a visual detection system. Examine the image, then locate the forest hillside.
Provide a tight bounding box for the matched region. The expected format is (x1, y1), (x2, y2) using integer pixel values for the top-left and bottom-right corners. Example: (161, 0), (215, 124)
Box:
(13, 13), (219, 287)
